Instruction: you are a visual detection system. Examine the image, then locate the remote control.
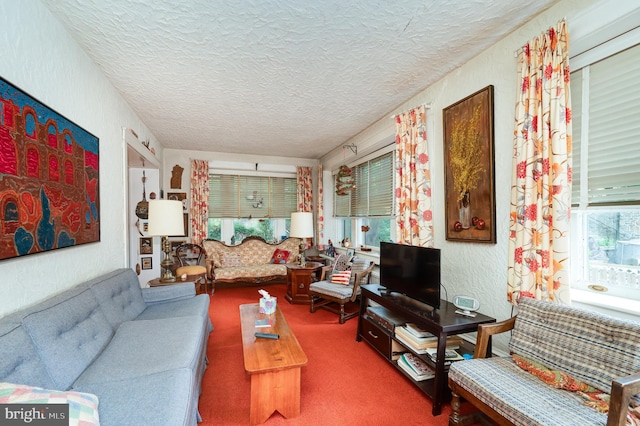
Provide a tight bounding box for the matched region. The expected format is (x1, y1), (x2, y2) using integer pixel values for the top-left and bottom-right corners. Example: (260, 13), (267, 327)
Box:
(255, 332), (279, 340)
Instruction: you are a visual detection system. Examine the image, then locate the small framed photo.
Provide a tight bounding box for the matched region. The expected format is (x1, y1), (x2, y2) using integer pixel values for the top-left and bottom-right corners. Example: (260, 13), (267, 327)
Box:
(167, 192), (188, 212)
(143, 222), (148, 232)
(141, 257), (153, 270)
(139, 237), (152, 254)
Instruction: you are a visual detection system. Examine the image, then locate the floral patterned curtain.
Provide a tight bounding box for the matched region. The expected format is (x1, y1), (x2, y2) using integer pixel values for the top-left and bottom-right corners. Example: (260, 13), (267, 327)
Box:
(394, 105), (434, 247)
(296, 166), (312, 212)
(507, 20), (572, 305)
(316, 164), (324, 244)
(189, 159), (209, 245)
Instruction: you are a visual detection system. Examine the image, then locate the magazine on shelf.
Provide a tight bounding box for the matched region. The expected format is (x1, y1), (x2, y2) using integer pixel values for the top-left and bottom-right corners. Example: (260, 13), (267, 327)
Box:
(394, 333), (429, 354)
(397, 353), (435, 381)
(404, 323), (434, 339)
(395, 327), (462, 351)
(395, 326), (437, 347)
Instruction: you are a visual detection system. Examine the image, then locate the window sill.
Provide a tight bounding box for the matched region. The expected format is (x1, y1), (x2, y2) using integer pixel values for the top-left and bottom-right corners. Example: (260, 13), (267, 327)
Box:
(571, 288), (640, 320)
(335, 247), (380, 265)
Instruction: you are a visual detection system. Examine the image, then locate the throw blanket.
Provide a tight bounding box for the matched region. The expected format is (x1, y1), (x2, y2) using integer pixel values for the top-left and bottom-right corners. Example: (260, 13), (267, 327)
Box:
(512, 354), (640, 425)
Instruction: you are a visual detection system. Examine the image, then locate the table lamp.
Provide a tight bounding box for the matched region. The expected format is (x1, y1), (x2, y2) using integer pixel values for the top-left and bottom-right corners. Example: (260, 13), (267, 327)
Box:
(147, 199), (184, 282)
(290, 211), (313, 265)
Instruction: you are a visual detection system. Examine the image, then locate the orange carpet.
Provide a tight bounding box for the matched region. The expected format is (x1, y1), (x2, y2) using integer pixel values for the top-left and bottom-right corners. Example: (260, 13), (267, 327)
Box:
(197, 283), (458, 426)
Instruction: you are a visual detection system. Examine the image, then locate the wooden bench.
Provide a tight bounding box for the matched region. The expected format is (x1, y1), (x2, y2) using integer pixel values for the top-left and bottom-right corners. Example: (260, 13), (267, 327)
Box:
(448, 298), (640, 426)
(239, 303), (308, 425)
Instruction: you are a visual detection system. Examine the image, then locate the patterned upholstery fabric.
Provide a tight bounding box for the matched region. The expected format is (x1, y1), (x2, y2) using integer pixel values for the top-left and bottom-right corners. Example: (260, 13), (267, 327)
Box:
(213, 264), (287, 281)
(309, 280), (359, 300)
(449, 357), (608, 426)
(449, 297), (640, 426)
(202, 238), (301, 282)
(510, 298), (640, 393)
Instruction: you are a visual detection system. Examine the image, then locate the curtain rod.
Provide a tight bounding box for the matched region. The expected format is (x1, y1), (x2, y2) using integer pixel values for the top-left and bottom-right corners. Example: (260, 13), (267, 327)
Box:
(390, 102), (432, 119)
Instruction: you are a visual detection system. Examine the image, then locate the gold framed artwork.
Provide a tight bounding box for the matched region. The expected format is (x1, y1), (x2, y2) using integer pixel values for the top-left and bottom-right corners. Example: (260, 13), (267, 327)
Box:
(443, 85), (496, 243)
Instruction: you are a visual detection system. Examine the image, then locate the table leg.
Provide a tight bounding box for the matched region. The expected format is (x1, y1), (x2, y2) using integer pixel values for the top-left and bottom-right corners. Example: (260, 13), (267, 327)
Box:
(249, 367), (301, 425)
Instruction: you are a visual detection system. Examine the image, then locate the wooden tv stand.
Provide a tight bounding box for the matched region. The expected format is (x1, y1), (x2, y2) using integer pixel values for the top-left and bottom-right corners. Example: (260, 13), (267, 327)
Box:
(356, 284), (495, 416)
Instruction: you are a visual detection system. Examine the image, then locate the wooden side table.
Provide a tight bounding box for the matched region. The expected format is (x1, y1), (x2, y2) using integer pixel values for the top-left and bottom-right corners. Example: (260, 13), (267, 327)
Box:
(148, 278), (201, 294)
(285, 262), (323, 304)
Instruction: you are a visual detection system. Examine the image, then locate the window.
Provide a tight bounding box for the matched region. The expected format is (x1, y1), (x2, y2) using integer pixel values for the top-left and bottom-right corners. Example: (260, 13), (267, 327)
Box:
(570, 35), (640, 301)
(207, 174), (296, 244)
(333, 150), (394, 248)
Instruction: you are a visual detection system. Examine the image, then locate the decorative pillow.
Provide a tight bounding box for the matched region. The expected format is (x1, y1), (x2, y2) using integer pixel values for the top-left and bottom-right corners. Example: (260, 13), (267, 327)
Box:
(331, 270), (352, 285)
(0, 382), (100, 425)
(269, 248), (290, 264)
(220, 252), (242, 267)
(331, 254), (350, 272)
(510, 353), (640, 424)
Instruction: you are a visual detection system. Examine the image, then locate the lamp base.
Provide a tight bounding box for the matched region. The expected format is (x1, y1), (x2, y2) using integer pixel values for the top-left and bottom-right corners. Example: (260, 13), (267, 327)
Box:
(159, 235), (177, 283)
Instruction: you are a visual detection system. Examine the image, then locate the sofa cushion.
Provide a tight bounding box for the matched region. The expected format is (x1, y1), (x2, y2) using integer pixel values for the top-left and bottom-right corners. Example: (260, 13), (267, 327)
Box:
(22, 289), (114, 390)
(90, 268), (146, 328)
(214, 264), (286, 281)
(510, 298), (640, 392)
(449, 357), (608, 426)
(0, 313), (56, 390)
(310, 280), (357, 299)
(75, 369), (197, 426)
(74, 316), (205, 386)
(136, 295), (213, 334)
(220, 252), (242, 267)
(0, 382), (100, 425)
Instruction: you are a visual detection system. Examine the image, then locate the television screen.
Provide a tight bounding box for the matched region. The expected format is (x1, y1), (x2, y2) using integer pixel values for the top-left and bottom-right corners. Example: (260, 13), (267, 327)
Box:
(379, 242), (441, 309)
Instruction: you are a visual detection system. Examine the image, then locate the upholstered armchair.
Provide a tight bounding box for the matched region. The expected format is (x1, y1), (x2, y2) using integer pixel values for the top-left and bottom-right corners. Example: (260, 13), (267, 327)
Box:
(309, 256), (375, 324)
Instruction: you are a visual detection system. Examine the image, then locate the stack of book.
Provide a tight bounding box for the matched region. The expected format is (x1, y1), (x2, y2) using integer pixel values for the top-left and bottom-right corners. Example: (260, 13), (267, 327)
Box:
(397, 352), (435, 381)
(394, 323), (462, 354)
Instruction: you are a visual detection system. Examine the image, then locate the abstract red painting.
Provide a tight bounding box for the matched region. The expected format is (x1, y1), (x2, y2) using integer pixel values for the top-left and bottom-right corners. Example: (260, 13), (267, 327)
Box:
(0, 77), (100, 260)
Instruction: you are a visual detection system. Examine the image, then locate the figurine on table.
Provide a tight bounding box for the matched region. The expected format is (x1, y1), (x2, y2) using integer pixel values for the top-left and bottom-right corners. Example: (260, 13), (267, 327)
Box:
(325, 240), (336, 257)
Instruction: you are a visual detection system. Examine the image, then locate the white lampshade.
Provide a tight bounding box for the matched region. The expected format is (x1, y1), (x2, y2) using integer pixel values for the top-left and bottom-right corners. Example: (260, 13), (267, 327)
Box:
(147, 200), (184, 237)
(290, 211), (313, 238)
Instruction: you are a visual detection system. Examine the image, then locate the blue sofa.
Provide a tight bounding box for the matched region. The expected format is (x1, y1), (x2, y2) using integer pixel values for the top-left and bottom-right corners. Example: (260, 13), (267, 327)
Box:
(0, 268), (212, 426)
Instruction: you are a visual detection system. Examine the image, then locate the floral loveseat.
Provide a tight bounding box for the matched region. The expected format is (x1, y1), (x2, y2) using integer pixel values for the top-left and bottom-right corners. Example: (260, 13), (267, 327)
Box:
(202, 237), (301, 286)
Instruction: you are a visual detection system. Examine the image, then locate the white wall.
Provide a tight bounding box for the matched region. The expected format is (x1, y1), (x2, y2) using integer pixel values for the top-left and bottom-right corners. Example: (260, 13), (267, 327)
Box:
(321, 0), (604, 351)
(128, 168), (161, 286)
(0, 1), (161, 317)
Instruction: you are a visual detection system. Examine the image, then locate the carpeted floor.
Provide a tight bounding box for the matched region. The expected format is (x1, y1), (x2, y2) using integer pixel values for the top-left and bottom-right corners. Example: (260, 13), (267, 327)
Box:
(196, 283), (470, 426)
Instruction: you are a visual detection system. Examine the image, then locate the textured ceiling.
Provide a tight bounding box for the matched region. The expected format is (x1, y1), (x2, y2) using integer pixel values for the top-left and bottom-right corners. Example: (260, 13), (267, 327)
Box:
(41, 0), (558, 159)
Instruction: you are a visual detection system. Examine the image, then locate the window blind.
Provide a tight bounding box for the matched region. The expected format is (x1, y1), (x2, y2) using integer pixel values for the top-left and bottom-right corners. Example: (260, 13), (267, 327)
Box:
(333, 151), (393, 217)
(208, 174), (296, 218)
(572, 43), (640, 206)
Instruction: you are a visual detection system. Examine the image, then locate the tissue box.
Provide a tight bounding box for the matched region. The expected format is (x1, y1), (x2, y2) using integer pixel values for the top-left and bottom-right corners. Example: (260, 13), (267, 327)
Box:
(259, 297), (277, 314)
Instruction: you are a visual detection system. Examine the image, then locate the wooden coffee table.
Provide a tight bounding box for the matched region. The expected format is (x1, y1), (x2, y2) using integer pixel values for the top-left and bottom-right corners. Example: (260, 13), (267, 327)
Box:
(239, 303), (308, 425)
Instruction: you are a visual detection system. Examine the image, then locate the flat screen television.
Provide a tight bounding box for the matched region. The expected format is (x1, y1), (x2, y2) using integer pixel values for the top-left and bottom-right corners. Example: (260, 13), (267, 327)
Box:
(379, 242), (441, 310)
